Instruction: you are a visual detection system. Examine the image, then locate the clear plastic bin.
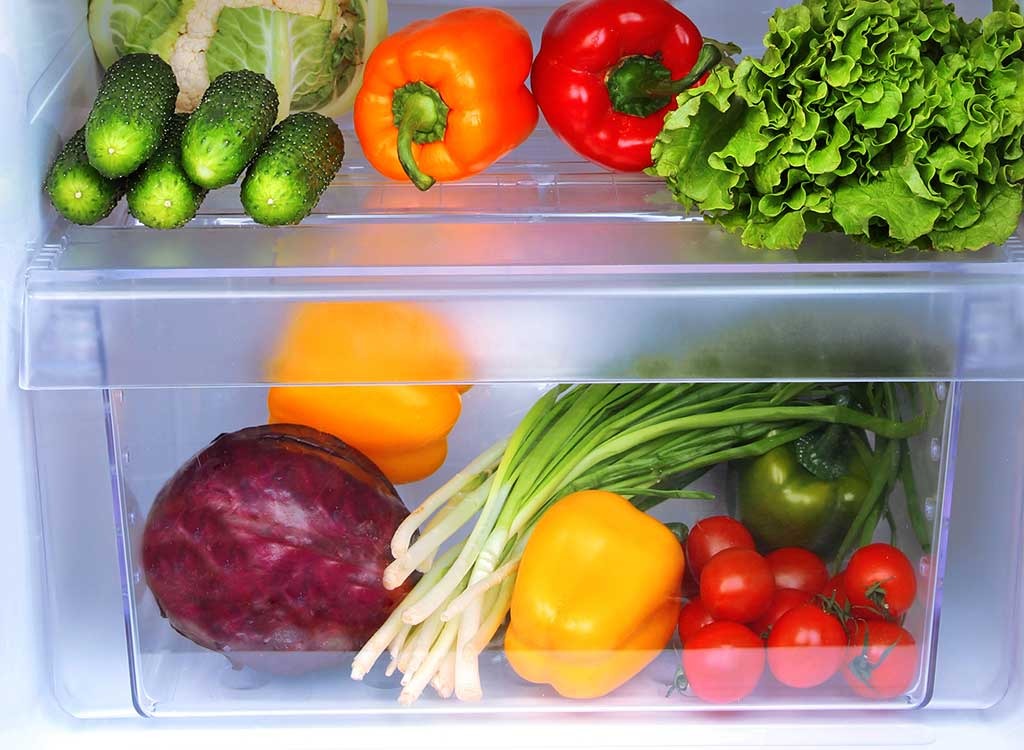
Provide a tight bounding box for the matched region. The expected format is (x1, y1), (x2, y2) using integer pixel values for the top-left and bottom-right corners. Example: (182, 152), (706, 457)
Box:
(89, 381), (956, 716)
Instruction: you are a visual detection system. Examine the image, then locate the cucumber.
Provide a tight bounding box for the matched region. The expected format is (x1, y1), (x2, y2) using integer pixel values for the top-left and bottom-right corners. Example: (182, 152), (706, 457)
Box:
(127, 113), (207, 229)
(181, 70), (279, 190)
(45, 128), (123, 225)
(241, 112), (345, 226)
(85, 53), (178, 178)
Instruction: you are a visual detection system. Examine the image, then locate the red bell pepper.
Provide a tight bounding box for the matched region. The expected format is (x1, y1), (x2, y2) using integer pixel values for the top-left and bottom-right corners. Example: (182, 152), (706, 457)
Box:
(532, 0), (722, 172)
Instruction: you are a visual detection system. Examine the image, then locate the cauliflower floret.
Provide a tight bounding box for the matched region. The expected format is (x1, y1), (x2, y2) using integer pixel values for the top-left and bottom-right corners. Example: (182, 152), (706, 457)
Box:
(273, 0), (327, 14)
(171, 32), (213, 112)
(170, 0), (331, 112)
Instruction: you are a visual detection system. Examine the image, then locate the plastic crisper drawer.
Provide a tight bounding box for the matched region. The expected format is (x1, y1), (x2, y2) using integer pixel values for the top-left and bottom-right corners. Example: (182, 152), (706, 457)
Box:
(103, 382), (958, 717)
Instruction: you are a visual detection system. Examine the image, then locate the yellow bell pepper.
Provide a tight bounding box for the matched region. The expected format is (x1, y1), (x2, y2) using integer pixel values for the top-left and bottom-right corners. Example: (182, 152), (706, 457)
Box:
(267, 302), (470, 485)
(504, 490), (685, 699)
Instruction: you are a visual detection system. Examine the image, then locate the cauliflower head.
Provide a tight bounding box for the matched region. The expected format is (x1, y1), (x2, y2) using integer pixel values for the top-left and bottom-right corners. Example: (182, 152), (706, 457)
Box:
(88, 0), (388, 119)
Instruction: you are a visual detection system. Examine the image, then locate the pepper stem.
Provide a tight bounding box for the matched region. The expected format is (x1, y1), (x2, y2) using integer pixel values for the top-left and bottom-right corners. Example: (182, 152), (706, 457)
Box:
(665, 522), (690, 547)
(605, 43), (724, 118)
(794, 393), (853, 481)
(392, 82), (450, 192)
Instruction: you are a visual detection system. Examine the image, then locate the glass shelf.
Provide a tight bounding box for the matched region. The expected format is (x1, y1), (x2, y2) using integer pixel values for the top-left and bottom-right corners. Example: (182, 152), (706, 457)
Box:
(20, 0), (1024, 389)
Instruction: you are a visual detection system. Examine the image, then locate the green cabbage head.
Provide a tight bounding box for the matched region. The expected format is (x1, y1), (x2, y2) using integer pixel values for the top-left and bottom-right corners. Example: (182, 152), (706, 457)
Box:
(88, 1), (388, 119)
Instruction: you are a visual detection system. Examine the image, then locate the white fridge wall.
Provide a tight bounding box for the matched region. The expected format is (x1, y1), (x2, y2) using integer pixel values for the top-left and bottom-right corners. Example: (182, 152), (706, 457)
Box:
(3, 1), (1024, 748)
(0, 0), (55, 744)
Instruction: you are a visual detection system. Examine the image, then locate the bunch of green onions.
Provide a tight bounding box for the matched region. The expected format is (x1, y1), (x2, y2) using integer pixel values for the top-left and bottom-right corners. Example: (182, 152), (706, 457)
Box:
(350, 382), (930, 704)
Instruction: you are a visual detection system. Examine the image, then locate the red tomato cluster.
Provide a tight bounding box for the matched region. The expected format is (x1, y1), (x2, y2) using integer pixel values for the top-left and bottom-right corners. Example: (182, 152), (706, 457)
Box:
(677, 517), (920, 704)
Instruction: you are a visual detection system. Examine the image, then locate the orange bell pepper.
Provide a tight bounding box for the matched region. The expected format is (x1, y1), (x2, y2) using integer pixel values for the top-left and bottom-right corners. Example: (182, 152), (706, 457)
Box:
(267, 302), (470, 485)
(504, 490), (685, 699)
(354, 7), (538, 191)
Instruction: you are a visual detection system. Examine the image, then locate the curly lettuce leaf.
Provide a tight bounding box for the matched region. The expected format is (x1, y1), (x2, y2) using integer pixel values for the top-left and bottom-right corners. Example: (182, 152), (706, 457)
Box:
(651, 69), (753, 211)
(651, 0), (1024, 252)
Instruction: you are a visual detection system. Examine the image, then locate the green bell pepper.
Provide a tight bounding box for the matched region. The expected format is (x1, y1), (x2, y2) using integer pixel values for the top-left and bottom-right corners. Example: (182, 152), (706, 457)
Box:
(732, 425), (870, 560)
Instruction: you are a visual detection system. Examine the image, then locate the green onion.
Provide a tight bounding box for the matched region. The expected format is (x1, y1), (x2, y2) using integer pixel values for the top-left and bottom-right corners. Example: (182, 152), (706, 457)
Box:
(899, 383), (936, 553)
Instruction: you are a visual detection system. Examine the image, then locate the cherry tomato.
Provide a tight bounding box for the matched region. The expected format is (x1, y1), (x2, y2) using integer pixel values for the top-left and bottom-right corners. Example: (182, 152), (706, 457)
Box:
(766, 603), (847, 688)
(686, 516), (755, 579)
(844, 544), (917, 620)
(842, 620), (918, 699)
(751, 588), (812, 638)
(678, 598), (716, 645)
(700, 548), (775, 624)
(766, 547), (829, 594)
(682, 621), (765, 703)
(821, 571), (850, 609)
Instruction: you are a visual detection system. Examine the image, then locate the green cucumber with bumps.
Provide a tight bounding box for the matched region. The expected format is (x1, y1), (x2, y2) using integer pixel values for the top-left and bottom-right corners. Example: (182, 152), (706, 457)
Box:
(181, 70), (279, 190)
(241, 112), (345, 226)
(85, 53), (178, 178)
(127, 113), (207, 229)
(46, 128), (124, 225)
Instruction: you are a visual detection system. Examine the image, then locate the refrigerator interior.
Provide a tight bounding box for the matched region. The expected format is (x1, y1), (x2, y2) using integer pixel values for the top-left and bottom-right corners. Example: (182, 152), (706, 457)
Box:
(5, 0), (1024, 747)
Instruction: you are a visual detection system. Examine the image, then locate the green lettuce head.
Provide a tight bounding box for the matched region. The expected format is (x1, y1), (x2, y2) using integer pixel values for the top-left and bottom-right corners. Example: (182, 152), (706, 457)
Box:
(650, 0), (1024, 252)
(88, 1), (388, 119)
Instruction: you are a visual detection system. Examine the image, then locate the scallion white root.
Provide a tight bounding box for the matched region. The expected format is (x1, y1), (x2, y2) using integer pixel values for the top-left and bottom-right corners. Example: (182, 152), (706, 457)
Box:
(401, 579), (464, 682)
(469, 575), (516, 654)
(412, 500), (460, 574)
(390, 439), (507, 559)
(401, 484), (511, 625)
(398, 619), (460, 706)
(384, 474), (494, 590)
(413, 493), (470, 573)
(441, 557), (520, 622)
(394, 624), (420, 675)
(351, 545), (460, 680)
(454, 602), (483, 702)
(431, 653), (456, 699)
(385, 624), (412, 677)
